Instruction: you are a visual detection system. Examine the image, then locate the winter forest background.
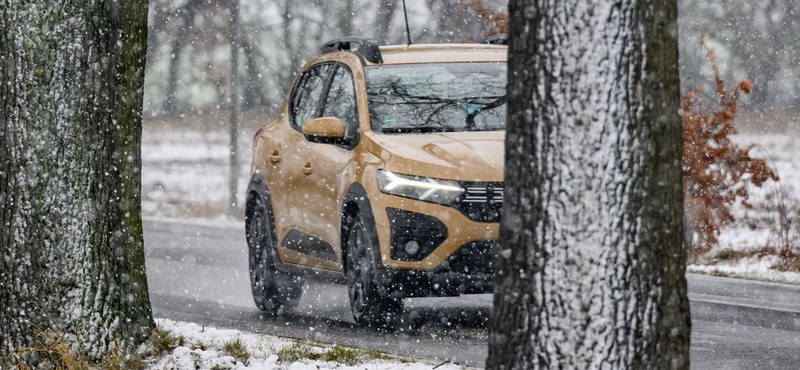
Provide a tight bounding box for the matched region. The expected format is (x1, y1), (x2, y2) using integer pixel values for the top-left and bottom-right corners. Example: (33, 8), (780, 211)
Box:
(144, 0), (800, 116)
(142, 0), (800, 275)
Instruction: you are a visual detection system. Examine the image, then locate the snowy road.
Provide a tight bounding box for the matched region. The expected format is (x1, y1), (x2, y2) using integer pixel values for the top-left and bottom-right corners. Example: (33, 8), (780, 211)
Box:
(144, 220), (800, 369)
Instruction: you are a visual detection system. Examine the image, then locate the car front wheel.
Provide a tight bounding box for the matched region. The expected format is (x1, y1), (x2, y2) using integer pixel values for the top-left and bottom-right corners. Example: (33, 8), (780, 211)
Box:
(345, 211), (403, 329)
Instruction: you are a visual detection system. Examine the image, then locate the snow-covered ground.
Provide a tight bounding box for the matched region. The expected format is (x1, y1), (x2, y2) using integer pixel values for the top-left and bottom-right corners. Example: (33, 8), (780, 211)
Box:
(141, 120), (800, 282)
(142, 118), (255, 219)
(692, 132), (800, 283)
(149, 319), (462, 370)
(688, 258), (800, 285)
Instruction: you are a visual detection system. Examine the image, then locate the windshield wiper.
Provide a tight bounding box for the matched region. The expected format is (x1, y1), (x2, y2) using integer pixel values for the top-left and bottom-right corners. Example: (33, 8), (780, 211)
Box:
(377, 126), (459, 134)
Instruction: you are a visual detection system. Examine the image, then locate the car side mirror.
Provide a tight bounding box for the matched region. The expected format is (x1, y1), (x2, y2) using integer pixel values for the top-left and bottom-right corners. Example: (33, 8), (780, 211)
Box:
(302, 117), (349, 145)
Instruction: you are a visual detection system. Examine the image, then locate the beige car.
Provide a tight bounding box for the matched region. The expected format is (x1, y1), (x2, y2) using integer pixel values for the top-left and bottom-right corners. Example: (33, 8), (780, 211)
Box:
(245, 36), (507, 327)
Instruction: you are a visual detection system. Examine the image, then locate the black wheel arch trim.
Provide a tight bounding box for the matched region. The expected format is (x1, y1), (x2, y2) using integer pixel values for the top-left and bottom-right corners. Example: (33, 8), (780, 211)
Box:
(246, 172), (269, 206)
(245, 172), (281, 264)
(341, 182), (382, 272)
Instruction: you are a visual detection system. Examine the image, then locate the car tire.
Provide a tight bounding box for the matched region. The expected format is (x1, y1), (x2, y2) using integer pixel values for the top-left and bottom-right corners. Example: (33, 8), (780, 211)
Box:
(247, 195), (303, 315)
(345, 211), (404, 329)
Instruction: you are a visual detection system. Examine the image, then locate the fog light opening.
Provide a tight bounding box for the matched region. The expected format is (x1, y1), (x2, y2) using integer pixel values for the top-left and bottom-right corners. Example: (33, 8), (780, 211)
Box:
(404, 240), (421, 255)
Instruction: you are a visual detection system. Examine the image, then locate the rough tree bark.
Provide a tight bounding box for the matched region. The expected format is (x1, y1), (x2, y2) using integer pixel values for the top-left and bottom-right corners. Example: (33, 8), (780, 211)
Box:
(0, 0), (154, 364)
(488, 0), (690, 369)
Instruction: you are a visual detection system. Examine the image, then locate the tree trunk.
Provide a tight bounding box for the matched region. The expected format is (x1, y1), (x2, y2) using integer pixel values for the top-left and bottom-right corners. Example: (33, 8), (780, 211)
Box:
(280, 0), (298, 91)
(339, 0), (355, 36)
(242, 39), (268, 112)
(376, 0), (397, 44)
(0, 0), (154, 364)
(228, 0), (241, 215)
(488, 0), (690, 369)
(164, 34), (186, 115)
(164, 1), (201, 116)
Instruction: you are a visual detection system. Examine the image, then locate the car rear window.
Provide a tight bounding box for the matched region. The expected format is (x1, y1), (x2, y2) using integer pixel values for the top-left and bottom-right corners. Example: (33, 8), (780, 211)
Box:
(366, 62), (506, 133)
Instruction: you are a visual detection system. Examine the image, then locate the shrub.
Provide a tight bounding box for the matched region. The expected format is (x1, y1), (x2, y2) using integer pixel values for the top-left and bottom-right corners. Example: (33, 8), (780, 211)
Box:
(681, 38), (778, 259)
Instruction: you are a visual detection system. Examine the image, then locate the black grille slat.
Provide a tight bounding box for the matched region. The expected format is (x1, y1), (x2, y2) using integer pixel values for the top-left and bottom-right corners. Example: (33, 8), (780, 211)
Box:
(453, 182), (503, 222)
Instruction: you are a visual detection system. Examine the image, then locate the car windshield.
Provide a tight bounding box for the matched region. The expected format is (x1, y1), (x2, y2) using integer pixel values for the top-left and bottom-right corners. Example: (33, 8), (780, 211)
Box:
(366, 62), (506, 133)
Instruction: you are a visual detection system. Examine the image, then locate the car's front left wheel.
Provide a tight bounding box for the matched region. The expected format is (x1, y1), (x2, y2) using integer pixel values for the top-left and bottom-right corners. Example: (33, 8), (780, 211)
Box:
(247, 195), (302, 315)
(345, 211), (404, 329)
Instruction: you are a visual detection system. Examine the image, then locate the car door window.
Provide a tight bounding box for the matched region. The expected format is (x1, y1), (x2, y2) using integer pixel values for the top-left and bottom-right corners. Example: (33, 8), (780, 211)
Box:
(321, 65), (358, 137)
(291, 64), (330, 129)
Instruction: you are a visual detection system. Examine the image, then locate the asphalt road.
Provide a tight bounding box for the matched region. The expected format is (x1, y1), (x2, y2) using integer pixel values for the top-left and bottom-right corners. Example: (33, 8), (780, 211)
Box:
(144, 220), (800, 369)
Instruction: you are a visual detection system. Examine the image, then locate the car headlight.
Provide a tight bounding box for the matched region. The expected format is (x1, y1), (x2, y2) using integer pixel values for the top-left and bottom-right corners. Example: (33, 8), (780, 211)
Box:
(376, 170), (464, 205)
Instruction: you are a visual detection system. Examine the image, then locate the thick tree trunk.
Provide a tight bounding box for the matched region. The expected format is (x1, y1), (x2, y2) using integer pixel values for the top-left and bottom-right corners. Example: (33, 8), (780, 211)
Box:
(488, 0), (690, 369)
(0, 0), (154, 364)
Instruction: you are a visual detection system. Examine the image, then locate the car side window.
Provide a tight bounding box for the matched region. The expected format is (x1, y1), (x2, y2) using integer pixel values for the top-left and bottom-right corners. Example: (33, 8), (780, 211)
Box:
(321, 65), (358, 138)
(291, 64), (330, 129)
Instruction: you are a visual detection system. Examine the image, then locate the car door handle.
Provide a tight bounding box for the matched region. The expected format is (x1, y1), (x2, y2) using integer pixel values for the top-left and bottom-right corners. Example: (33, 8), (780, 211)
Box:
(302, 163), (313, 176)
(269, 151), (281, 164)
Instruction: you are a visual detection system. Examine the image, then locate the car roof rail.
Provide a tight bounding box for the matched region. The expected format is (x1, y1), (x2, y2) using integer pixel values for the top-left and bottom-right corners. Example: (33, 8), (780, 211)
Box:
(320, 36), (384, 64)
(483, 33), (508, 45)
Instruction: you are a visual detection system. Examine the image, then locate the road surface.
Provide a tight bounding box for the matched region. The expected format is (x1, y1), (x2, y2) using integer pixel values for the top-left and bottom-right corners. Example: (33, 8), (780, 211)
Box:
(144, 220), (800, 369)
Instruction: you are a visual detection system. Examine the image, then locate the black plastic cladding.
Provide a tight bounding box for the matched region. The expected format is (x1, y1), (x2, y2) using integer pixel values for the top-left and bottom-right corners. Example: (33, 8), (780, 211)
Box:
(320, 36), (383, 64)
(483, 33), (508, 45)
(387, 208), (448, 262)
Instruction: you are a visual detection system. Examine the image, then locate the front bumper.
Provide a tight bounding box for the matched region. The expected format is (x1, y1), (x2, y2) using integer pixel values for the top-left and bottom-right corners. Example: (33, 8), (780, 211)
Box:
(368, 188), (501, 297)
(369, 188), (500, 269)
(376, 240), (501, 298)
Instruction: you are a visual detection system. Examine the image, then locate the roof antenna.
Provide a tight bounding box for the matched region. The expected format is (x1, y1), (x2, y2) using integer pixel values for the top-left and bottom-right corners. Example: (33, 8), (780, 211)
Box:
(402, 0), (413, 45)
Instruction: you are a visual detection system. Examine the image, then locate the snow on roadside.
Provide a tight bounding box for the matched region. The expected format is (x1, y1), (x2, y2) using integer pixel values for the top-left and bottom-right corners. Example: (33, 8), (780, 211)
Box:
(143, 215), (244, 230)
(688, 255), (800, 285)
(141, 121), (252, 219)
(149, 319), (463, 370)
(714, 132), (799, 252)
(688, 131), (800, 285)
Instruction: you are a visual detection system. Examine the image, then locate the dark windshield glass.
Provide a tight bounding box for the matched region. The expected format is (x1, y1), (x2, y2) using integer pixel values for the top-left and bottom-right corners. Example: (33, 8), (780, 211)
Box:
(366, 63), (506, 133)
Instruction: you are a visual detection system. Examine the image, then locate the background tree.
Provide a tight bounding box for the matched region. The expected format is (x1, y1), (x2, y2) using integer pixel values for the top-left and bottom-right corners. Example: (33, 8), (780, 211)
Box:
(142, 0), (800, 119)
(679, 0), (800, 111)
(0, 0), (153, 365)
(488, 0), (691, 369)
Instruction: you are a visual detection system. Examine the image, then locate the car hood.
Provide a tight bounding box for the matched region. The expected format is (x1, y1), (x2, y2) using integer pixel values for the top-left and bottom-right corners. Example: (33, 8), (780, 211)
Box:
(364, 130), (505, 182)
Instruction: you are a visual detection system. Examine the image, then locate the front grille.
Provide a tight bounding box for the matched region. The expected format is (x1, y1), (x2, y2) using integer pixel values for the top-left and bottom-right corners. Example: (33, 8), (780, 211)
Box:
(454, 182), (503, 222)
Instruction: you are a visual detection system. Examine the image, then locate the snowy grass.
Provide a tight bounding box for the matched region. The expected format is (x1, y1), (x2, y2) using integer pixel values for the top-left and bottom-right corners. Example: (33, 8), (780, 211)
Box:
(688, 131), (800, 284)
(11, 318), (457, 370)
(147, 319), (460, 370)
